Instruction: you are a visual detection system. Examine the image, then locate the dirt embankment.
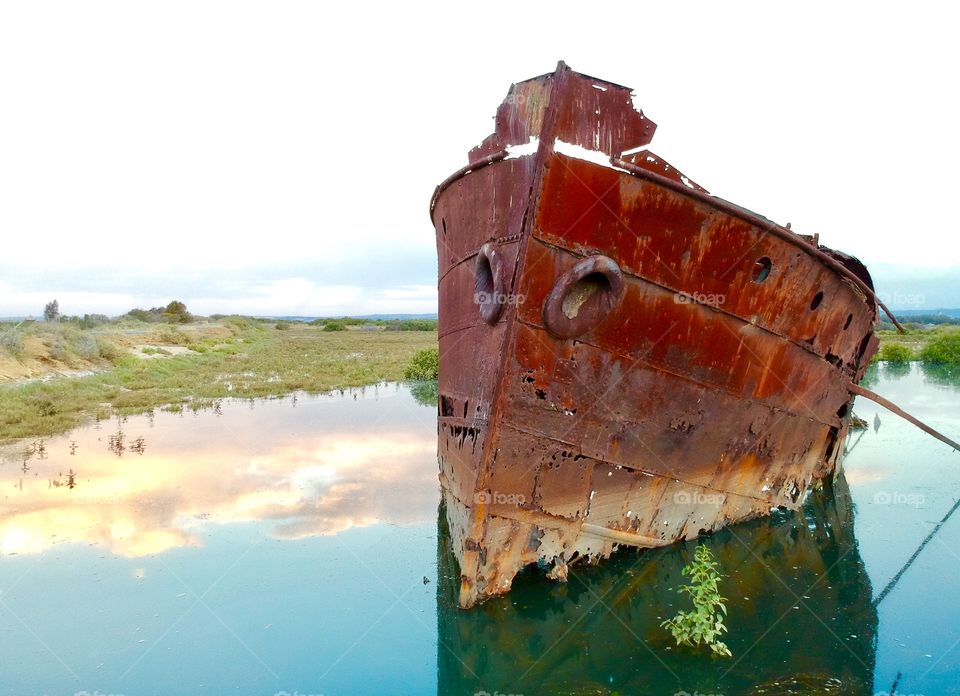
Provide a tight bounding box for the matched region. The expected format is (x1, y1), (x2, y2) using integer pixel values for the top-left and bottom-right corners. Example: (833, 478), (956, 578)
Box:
(0, 323), (235, 384)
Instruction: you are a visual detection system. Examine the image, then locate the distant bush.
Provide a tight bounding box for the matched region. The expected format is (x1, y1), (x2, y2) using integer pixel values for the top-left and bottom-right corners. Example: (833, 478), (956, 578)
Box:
(322, 321), (347, 332)
(159, 327), (190, 345)
(43, 333), (69, 361)
(0, 329), (23, 357)
(220, 315), (257, 333)
(384, 319), (438, 331)
(920, 330), (960, 364)
(126, 301), (193, 324)
(72, 332), (100, 359)
(126, 308), (155, 323)
(404, 348), (439, 380)
(97, 338), (122, 362)
(275, 321), (293, 331)
(78, 313), (110, 329)
(877, 343), (914, 363)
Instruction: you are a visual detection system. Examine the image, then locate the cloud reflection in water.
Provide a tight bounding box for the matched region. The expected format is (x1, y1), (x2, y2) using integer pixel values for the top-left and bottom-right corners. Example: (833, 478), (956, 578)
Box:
(0, 385), (439, 557)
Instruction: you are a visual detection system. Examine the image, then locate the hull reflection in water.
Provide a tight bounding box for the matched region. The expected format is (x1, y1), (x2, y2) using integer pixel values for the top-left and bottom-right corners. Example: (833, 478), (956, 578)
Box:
(437, 474), (876, 695)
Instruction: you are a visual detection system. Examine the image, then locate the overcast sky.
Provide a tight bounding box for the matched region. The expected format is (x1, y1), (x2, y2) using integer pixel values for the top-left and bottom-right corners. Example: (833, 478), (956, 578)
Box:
(1, 1), (957, 317)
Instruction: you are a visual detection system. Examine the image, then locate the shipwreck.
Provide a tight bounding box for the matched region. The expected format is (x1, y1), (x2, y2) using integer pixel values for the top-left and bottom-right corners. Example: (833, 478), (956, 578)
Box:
(430, 61), (958, 609)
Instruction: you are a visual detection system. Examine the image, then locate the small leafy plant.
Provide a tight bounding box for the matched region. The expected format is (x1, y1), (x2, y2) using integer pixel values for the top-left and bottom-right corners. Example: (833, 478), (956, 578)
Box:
(920, 329), (960, 364)
(661, 544), (731, 657)
(876, 342), (914, 363)
(404, 347), (439, 380)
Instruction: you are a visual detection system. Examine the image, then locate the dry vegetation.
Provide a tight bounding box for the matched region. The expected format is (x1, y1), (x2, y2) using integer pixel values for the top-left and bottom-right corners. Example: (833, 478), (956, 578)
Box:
(0, 317), (437, 443)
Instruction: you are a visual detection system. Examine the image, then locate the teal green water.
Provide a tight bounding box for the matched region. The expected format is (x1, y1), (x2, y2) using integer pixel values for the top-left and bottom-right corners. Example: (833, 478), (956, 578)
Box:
(0, 366), (958, 695)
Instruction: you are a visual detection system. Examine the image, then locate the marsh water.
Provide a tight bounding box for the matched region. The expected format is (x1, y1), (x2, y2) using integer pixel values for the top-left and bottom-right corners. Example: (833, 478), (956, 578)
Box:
(1, 365), (959, 696)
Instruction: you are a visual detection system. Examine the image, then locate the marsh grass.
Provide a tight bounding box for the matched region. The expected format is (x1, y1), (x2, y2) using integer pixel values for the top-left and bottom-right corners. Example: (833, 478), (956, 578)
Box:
(0, 323), (436, 443)
(876, 342), (914, 363)
(875, 325), (960, 364)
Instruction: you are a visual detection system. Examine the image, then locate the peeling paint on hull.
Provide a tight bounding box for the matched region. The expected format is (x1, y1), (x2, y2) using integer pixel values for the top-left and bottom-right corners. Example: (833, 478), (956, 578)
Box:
(431, 62), (878, 609)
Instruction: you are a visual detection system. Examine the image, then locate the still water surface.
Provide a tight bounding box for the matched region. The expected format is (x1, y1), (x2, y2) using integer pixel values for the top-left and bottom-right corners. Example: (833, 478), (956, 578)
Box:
(1, 366), (958, 695)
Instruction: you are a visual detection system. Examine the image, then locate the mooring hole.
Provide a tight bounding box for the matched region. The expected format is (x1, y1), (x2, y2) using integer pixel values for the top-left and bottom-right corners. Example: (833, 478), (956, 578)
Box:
(810, 291), (824, 310)
(561, 272), (611, 320)
(475, 253), (494, 299)
(837, 402), (849, 418)
(535, 389), (547, 400)
(752, 256), (772, 283)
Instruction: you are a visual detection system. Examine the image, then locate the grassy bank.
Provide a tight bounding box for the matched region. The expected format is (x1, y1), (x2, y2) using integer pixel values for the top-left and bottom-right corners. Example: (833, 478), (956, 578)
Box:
(875, 325), (960, 364)
(0, 319), (437, 443)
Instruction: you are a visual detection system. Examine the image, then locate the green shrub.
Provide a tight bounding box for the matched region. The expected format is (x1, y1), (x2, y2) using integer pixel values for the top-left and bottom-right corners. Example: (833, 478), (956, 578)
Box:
(71, 333), (100, 359)
(0, 329), (23, 357)
(322, 321), (346, 332)
(877, 343), (914, 363)
(661, 544), (731, 657)
(221, 315), (255, 333)
(126, 308), (156, 323)
(97, 338), (122, 362)
(275, 321), (292, 331)
(159, 328), (190, 345)
(403, 348), (439, 380)
(43, 334), (69, 361)
(920, 329), (960, 364)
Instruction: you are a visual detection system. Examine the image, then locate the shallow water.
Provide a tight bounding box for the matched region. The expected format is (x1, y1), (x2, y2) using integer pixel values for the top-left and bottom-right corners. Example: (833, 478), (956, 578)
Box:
(0, 366), (958, 695)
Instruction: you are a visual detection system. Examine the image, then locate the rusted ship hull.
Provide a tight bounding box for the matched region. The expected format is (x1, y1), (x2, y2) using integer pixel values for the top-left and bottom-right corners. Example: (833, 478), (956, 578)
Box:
(431, 62), (880, 608)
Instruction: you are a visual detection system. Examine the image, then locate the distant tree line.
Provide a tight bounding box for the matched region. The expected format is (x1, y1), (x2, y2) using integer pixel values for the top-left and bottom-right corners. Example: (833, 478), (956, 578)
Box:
(881, 315), (960, 329)
(310, 317), (437, 332)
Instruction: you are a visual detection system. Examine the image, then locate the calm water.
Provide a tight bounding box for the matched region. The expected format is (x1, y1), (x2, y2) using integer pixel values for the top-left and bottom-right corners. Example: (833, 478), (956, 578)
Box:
(1, 366), (958, 696)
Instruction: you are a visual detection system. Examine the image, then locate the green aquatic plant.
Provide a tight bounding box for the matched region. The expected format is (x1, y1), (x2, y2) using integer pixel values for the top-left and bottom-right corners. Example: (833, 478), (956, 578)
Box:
(403, 347), (439, 380)
(919, 328), (960, 364)
(661, 544), (732, 657)
(876, 342), (914, 364)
